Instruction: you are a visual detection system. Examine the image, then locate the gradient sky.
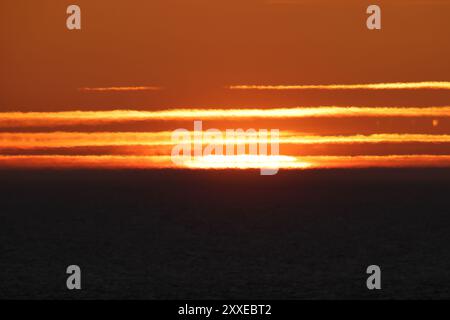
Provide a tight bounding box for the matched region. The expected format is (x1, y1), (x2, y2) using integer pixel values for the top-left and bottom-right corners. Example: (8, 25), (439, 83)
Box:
(1, 0), (450, 110)
(1, 1), (450, 169)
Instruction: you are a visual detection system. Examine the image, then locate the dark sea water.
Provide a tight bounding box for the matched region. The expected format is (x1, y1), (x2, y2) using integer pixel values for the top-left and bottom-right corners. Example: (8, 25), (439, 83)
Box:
(1, 169), (450, 299)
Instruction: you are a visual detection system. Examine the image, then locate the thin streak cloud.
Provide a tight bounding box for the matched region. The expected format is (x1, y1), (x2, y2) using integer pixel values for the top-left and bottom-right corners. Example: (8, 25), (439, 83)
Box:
(78, 86), (163, 92)
(229, 82), (450, 90)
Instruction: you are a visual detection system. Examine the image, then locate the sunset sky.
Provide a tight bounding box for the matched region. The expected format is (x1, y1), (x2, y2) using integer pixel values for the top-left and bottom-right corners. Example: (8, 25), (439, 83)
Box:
(1, 0), (450, 169)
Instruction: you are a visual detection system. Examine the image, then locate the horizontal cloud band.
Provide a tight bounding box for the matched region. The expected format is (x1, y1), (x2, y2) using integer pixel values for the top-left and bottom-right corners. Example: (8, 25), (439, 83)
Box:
(3, 132), (450, 148)
(1, 107), (450, 127)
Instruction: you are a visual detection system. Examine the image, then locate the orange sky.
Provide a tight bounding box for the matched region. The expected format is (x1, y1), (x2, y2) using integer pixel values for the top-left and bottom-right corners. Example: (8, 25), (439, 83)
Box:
(1, 0), (450, 110)
(1, 1), (450, 169)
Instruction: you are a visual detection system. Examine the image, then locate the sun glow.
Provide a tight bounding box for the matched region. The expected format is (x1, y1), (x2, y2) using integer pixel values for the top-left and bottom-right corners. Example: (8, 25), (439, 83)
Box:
(174, 155), (310, 169)
(2, 155), (450, 170)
